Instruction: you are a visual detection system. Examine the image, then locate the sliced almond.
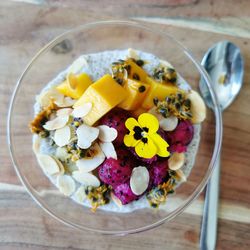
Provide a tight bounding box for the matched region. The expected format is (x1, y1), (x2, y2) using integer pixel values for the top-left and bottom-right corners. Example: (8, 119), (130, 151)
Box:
(55, 96), (76, 108)
(97, 125), (118, 142)
(37, 154), (60, 175)
(76, 143), (105, 172)
(53, 157), (65, 175)
(54, 125), (71, 147)
(37, 88), (64, 108)
(187, 90), (206, 124)
(72, 102), (92, 118)
(74, 186), (87, 203)
(175, 169), (187, 182)
(168, 152), (185, 170)
(160, 116), (178, 132)
(110, 192), (122, 208)
(99, 142), (117, 160)
(43, 115), (69, 131)
(56, 108), (73, 117)
(72, 171), (100, 187)
(56, 175), (76, 196)
(76, 124), (99, 149)
(130, 166), (149, 196)
(68, 56), (88, 74)
(55, 147), (70, 162)
(127, 48), (139, 60)
(32, 135), (41, 154)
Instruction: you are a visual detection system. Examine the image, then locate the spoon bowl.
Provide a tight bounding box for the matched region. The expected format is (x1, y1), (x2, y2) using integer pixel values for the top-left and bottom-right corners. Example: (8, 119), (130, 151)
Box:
(200, 41), (244, 110)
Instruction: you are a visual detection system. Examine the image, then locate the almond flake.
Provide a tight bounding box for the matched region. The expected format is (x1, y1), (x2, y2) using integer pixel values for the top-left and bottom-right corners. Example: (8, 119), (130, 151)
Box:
(56, 108), (73, 117)
(54, 126), (71, 147)
(37, 88), (64, 108)
(56, 175), (76, 196)
(53, 157), (65, 175)
(68, 56), (88, 74)
(187, 90), (206, 124)
(43, 115), (69, 131)
(160, 116), (178, 132)
(76, 124), (99, 149)
(130, 166), (149, 195)
(168, 152), (185, 170)
(72, 171), (100, 187)
(72, 102), (92, 118)
(97, 125), (118, 142)
(110, 192), (122, 207)
(37, 154), (60, 175)
(99, 142), (117, 160)
(55, 97), (76, 108)
(175, 169), (187, 182)
(127, 48), (139, 60)
(55, 147), (70, 162)
(74, 186), (87, 203)
(76, 143), (105, 172)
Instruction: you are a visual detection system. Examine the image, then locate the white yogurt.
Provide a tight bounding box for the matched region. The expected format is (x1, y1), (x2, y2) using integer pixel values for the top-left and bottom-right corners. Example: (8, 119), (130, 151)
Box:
(34, 49), (200, 213)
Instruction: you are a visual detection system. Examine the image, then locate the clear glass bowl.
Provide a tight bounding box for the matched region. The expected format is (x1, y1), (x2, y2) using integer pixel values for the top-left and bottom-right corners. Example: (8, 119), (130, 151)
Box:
(7, 21), (222, 235)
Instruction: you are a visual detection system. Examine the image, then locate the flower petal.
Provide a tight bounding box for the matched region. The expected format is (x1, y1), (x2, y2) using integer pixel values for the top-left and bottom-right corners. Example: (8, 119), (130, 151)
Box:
(135, 137), (157, 159)
(124, 133), (139, 147)
(138, 113), (159, 134)
(125, 117), (140, 131)
(150, 133), (170, 157)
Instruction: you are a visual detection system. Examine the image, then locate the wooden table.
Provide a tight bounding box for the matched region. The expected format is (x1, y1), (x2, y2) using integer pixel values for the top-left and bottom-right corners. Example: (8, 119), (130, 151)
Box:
(1, 0), (250, 249)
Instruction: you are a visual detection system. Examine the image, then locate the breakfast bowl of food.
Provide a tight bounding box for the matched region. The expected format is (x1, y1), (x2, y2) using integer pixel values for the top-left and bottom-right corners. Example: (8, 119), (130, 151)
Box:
(8, 21), (222, 234)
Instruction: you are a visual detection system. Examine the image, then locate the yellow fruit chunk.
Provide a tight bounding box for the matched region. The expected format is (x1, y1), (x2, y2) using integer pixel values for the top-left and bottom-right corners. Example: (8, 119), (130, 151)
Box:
(126, 59), (148, 82)
(56, 73), (92, 99)
(142, 77), (179, 109)
(118, 79), (150, 110)
(74, 74), (127, 126)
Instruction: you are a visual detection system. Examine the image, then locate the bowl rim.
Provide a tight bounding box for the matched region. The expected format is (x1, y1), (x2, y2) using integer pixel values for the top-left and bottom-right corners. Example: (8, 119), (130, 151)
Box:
(7, 20), (223, 235)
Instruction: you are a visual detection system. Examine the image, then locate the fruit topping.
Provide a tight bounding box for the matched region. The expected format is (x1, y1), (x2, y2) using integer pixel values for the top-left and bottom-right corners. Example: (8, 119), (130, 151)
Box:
(74, 74), (127, 126)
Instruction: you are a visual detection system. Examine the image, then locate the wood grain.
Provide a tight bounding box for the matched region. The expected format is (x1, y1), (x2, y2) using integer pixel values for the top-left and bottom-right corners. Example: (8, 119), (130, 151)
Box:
(1, 0), (250, 249)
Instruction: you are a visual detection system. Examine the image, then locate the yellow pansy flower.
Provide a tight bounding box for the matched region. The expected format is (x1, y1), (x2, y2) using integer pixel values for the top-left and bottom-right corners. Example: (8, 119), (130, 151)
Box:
(124, 113), (170, 159)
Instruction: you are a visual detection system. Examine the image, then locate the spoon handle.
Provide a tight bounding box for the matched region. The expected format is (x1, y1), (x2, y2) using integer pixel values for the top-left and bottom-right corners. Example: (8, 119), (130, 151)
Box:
(200, 154), (221, 250)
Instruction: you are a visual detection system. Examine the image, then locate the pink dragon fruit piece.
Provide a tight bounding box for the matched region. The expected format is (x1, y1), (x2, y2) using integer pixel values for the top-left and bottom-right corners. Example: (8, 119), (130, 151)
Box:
(98, 148), (135, 187)
(149, 160), (169, 186)
(168, 143), (187, 153)
(165, 120), (194, 153)
(113, 181), (139, 205)
(99, 109), (130, 147)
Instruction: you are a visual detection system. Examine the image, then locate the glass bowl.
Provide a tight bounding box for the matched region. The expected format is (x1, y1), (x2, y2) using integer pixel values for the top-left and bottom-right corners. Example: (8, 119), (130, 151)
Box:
(7, 21), (222, 235)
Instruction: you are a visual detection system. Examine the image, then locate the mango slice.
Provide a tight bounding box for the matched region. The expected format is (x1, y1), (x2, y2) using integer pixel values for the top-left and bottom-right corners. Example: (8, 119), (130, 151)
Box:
(126, 59), (148, 82)
(118, 79), (150, 110)
(74, 74), (127, 126)
(56, 73), (92, 99)
(142, 77), (179, 109)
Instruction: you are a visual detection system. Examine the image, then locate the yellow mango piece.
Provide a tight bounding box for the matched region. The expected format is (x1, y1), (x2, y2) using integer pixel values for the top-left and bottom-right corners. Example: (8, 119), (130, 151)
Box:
(118, 79), (150, 110)
(74, 74), (127, 126)
(56, 73), (92, 99)
(142, 77), (179, 109)
(126, 59), (148, 82)
(131, 107), (148, 118)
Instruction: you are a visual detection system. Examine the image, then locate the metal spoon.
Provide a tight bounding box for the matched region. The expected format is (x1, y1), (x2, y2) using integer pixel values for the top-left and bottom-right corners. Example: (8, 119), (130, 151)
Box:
(199, 41), (244, 250)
